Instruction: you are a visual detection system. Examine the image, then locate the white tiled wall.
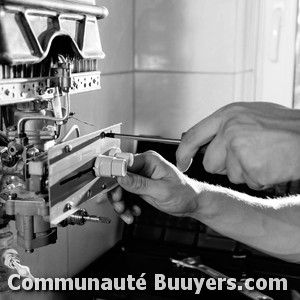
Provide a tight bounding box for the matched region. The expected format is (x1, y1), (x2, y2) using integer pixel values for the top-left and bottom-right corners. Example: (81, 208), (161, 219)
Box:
(135, 0), (237, 73)
(135, 73), (236, 138)
(134, 0), (258, 138)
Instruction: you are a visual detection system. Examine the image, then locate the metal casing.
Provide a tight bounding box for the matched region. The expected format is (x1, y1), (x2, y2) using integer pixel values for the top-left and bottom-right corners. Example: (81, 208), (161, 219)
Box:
(0, 0), (108, 64)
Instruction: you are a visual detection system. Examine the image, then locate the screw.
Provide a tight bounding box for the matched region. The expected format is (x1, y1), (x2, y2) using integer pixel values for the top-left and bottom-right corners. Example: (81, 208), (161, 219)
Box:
(64, 145), (72, 153)
(64, 202), (73, 212)
(5, 89), (10, 96)
(101, 184), (107, 190)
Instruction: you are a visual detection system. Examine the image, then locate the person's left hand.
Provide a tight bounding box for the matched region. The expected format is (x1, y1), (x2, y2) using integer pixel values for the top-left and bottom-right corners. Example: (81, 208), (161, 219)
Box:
(106, 151), (199, 224)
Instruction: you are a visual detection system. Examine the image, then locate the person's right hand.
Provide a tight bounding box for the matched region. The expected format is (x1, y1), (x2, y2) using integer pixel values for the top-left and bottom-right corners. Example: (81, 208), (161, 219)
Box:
(111, 151), (200, 224)
(176, 102), (300, 189)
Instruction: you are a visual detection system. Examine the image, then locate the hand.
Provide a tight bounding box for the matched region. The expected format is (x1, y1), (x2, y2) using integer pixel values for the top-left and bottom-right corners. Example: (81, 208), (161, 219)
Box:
(108, 151), (199, 224)
(176, 102), (300, 189)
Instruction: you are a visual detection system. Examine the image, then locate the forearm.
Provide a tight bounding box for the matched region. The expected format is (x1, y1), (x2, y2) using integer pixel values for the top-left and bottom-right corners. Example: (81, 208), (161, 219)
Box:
(188, 178), (300, 263)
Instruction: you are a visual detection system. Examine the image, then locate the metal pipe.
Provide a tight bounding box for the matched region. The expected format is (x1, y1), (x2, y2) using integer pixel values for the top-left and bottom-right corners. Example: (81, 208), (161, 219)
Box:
(17, 92), (71, 135)
(60, 124), (80, 143)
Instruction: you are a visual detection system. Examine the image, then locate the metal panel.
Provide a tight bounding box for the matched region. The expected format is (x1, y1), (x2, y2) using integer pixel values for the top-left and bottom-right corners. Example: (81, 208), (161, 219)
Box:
(48, 123), (121, 225)
(0, 3), (107, 64)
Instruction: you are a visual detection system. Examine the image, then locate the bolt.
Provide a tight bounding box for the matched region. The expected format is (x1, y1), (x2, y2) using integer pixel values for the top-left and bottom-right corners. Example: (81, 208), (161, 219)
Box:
(64, 202), (73, 212)
(64, 145), (72, 153)
(5, 89), (10, 96)
(101, 184), (107, 190)
(7, 126), (16, 132)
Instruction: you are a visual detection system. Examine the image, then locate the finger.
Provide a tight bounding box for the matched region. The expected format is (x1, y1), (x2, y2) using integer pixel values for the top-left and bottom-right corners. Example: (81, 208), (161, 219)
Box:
(117, 172), (154, 196)
(112, 200), (126, 214)
(127, 151), (162, 178)
(202, 134), (227, 174)
(242, 172), (265, 190)
(97, 186), (123, 204)
(176, 113), (223, 172)
(131, 205), (141, 217)
(108, 186), (123, 203)
(96, 193), (108, 204)
(120, 209), (135, 224)
(225, 153), (244, 184)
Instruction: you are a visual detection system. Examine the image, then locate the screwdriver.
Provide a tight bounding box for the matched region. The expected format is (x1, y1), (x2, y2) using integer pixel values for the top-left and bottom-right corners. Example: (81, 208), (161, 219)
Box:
(105, 132), (208, 153)
(105, 132), (181, 145)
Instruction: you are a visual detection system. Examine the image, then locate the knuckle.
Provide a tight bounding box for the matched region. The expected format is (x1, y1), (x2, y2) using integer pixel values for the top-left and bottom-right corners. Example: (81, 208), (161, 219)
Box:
(133, 175), (147, 193)
(223, 118), (240, 138)
(230, 136), (247, 156)
(144, 150), (161, 162)
(145, 150), (157, 156)
(203, 154), (215, 174)
(181, 127), (198, 146)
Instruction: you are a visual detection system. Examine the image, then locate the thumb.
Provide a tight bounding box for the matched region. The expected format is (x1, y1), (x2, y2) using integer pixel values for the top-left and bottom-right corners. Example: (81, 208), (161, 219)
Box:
(117, 173), (152, 196)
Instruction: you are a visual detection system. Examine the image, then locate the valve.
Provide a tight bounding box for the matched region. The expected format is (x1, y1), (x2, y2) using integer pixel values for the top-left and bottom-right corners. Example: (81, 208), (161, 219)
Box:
(60, 208), (111, 226)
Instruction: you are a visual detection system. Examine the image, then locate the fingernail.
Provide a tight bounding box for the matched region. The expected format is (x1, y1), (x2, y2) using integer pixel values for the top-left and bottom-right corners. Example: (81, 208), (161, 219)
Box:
(113, 202), (123, 213)
(122, 215), (133, 224)
(177, 158), (193, 173)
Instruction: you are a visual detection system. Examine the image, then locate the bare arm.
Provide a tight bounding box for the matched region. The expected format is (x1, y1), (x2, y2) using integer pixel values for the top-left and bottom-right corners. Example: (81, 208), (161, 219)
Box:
(188, 178), (300, 263)
(112, 151), (300, 263)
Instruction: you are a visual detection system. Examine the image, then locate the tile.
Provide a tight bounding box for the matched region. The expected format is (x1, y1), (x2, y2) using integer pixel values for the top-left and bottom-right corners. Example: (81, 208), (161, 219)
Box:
(67, 73), (134, 152)
(134, 72), (236, 139)
(96, 0), (134, 74)
(135, 0), (238, 73)
(233, 71), (255, 101)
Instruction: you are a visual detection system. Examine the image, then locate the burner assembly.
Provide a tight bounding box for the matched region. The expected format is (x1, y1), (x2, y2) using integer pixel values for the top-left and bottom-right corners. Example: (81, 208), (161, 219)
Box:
(0, 0), (133, 288)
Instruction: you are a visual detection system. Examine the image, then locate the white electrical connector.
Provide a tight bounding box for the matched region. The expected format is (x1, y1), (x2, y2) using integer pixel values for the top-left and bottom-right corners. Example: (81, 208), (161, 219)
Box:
(94, 155), (127, 177)
(93, 149), (134, 178)
(108, 147), (134, 167)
